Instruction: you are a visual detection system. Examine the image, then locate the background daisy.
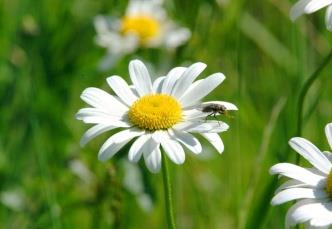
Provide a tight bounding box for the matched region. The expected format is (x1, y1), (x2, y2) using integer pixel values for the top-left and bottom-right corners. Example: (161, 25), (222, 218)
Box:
(94, 0), (191, 69)
(270, 123), (332, 229)
(290, 0), (332, 30)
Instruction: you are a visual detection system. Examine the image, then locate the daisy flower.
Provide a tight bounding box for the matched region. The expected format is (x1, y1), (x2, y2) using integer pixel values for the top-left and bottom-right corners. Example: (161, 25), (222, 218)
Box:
(290, 0), (332, 31)
(76, 59), (237, 173)
(94, 0), (191, 69)
(270, 123), (332, 229)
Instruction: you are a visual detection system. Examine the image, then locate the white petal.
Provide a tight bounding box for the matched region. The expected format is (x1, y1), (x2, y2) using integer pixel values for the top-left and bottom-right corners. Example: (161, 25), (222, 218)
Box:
(201, 101), (239, 111)
(98, 53), (120, 71)
(130, 134), (159, 164)
(171, 62), (207, 98)
(286, 199), (319, 228)
(270, 163), (326, 186)
(310, 214), (332, 227)
(182, 108), (207, 120)
(286, 200), (332, 229)
(129, 85), (140, 97)
(80, 87), (128, 114)
(290, 0), (312, 21)
(170, 129), (202, 154)
(326, 5), (332, 31)
(308, 225), (330, 229)
(80, 124), (117, 147)
(143, 146), (161, 173)
(127, 0), (164, 17)
(200, 133), (224, 153)
(323, 151), (332, 162)
(154, 131), (185, 164)
(308, 167), (329, 176)
(116, 34), (139, 54)
(76, 107), (126, 120)
(304, 0), (332, 14)
(75, 108), (130, 127)
(174, 121), (229, 133)
(325, 123), (332, 149)
(271, 188), (327, 205)
(161, 67), (187, 94)
(289, 137), (332, 174)
(76, 116), (129, 126)
(152, 76), (165, 93)
(128, 134), (151, 162)
(179, 73), (226, 107)
(177, 79), (203, 106)
(129, 60), (153, 96)
(94, 15), (111, 34)
(164, 27), (191, 49)
(276, 179), (311, 193)
(106, 76), (138, 106)
(98, 128), (144, 161)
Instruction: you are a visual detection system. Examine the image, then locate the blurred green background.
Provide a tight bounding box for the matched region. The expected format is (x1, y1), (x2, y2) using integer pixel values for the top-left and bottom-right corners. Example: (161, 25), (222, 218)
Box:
(1, 0), (332, 228)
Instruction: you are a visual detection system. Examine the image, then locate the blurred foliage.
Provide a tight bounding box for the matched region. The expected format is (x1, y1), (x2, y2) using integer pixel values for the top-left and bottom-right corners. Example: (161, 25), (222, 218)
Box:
(0, 0), (332, 228)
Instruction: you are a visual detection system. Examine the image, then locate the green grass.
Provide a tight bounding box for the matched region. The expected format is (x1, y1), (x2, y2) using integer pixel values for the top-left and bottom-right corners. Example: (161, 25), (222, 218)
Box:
(1, 0), (332, 228)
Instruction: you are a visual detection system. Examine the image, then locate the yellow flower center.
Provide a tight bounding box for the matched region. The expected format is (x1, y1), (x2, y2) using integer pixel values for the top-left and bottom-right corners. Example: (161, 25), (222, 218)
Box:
(121, 15), (160, 44)
(128, 94), (182, 131)
(326, 170), (332, 198)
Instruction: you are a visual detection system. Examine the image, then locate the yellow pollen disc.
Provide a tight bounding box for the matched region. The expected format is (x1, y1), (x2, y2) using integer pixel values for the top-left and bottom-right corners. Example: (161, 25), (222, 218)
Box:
(128, 94), (182, 131)
(121, 15), (160, 44)
(326, 170), (332, 198)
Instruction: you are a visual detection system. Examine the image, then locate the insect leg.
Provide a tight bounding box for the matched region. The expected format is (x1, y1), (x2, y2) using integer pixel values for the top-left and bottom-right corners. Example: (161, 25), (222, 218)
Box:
(205, 112), (214, 122)
(213, 113), (221, 126)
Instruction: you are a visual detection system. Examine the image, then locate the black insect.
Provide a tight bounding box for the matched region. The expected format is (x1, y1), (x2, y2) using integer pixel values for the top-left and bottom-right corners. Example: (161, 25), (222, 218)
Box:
(202, 103), (228, 121)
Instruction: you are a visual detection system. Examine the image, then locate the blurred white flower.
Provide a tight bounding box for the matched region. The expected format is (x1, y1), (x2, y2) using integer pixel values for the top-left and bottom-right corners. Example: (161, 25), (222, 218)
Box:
(121, 161), (153, 212)
(94, 0), (191, 69)
(76, 59), (237, 173)
(0, 188), (25, 211)
(290, 0), (332, 31)
(216, 0), (230, 7)
(270, 123), (332, 229)
(69, 159), (95, 185)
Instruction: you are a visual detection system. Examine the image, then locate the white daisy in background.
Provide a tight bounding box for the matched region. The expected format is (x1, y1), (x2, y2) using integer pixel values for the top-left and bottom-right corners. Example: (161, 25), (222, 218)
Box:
(290, 0), (332, 31)
(76, 59), (237, 173)
(270, 123), (332, 229)
(94, 0), (191, 69)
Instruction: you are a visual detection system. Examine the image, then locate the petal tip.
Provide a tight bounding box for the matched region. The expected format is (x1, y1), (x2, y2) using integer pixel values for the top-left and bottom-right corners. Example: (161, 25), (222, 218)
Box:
(192, 62), (207, 70)
(98, 155), (108, 162)
(217, 148), (224, 154)
(79, 139), (86, 148)
(217, 72), (226, 80)
(231, 104), (239, 111)
(98, 149), (109, 162)
(288, 137), (301, 145)
(269, 165), (279, 175)
(75, 112), (82, 120)
(270, 198), (277, 206)
(147, 167), (160, 173)
(289, 11), (298, 22)
(129, 59), (142, 66)
(98, 153), (109, 162)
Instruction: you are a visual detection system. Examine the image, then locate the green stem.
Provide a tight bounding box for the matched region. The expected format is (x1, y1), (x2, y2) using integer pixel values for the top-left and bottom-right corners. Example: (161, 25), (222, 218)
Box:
(162, 153), (176, 229)
(295, 50), (332, 164)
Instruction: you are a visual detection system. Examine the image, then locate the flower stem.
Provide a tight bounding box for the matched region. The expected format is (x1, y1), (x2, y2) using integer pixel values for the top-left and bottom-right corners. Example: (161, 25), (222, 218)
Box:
(162, 153), (176, 229)
(295, 50), (332, 164)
